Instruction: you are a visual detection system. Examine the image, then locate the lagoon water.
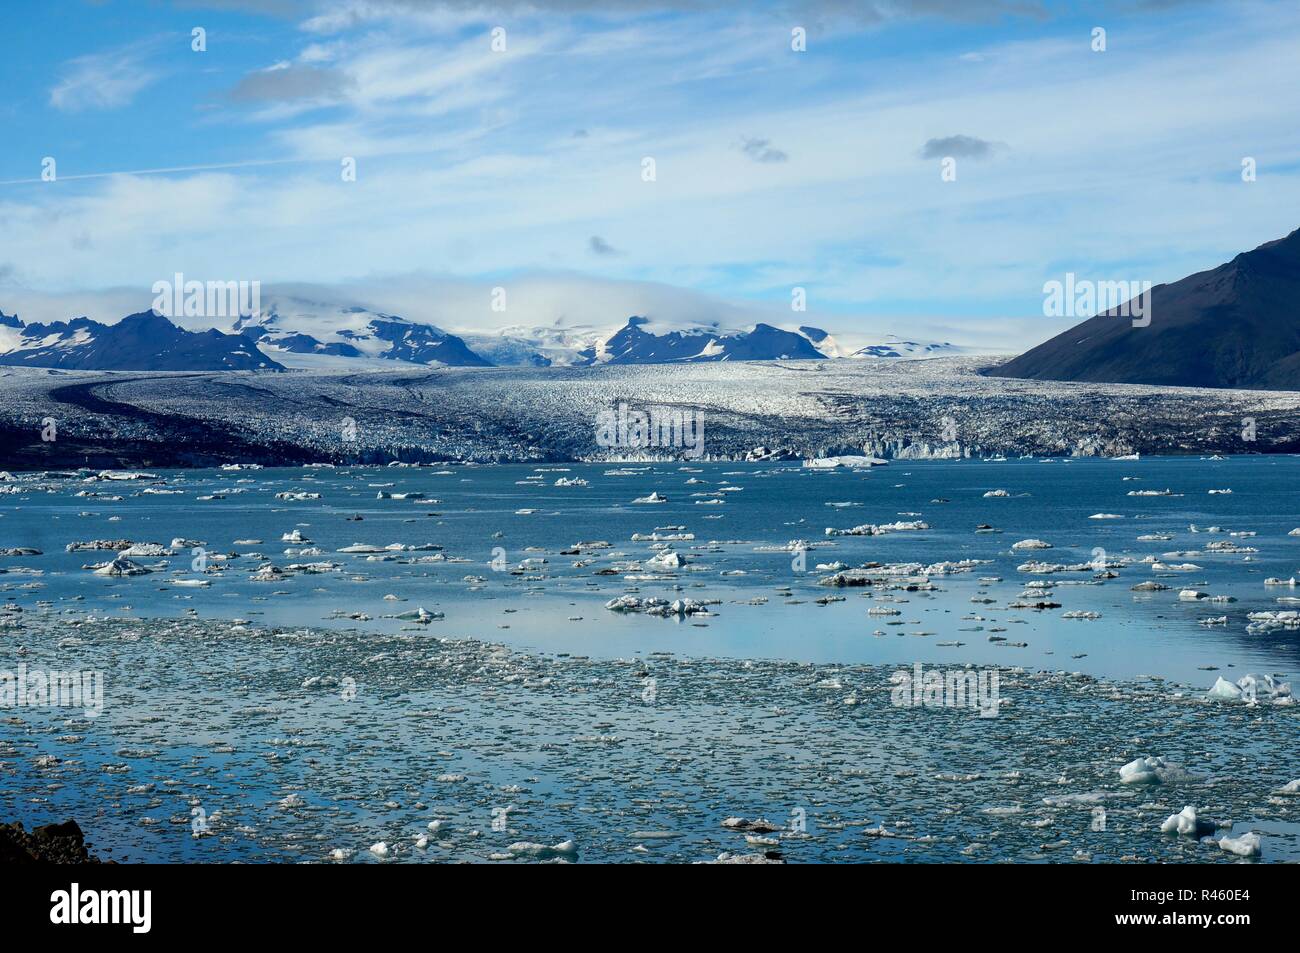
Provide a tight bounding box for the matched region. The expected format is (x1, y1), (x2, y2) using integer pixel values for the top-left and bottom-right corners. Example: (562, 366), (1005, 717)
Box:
(2, 456), (1298, 863)
(5, 455), (1299, 682)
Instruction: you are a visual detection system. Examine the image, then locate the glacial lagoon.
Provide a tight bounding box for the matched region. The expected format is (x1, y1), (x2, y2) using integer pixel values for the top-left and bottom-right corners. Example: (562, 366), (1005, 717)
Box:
(1, 456), (1297, 862)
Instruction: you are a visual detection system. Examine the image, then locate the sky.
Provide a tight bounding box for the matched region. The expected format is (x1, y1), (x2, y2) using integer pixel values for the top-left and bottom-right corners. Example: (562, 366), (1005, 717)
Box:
(3, 0), (1300, 349)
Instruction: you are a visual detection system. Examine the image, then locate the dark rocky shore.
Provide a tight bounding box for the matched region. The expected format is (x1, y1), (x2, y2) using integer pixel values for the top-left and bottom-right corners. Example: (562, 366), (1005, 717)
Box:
(0, 819), (107, 864)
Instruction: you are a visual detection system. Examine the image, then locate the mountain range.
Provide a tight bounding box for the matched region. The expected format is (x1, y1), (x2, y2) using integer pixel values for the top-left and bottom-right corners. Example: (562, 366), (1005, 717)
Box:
(991, 226), (1300, 390)
(0, 296), (961, 372)
(0, 310), (281, 371)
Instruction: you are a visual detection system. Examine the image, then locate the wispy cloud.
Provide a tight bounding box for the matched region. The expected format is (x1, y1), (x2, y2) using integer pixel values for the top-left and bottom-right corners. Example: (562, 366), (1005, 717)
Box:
(10, 1), (1300, 352)
(50, 44), (160, 112)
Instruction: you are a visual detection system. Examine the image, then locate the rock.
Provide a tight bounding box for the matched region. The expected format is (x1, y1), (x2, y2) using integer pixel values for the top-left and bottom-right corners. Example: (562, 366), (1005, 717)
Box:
(0, 819), (105, 863)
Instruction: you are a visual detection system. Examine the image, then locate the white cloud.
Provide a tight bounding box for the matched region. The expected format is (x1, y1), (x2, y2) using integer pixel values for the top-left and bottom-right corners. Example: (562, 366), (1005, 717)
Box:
(10, 4), (1300, 353)
(49, 45), (160, 112)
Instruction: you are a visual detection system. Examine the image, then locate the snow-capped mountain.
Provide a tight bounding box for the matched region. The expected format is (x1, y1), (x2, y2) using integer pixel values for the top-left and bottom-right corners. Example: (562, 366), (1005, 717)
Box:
(579, 316), (825, 363)
(0, 310), (282, 371)
(0, 298), (965, 373)
(232, 297), (490, 369)
(461, 317), (960, 366)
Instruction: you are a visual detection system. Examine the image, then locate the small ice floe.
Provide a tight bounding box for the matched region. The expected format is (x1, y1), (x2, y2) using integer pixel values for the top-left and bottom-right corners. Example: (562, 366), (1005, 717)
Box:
(1205, 673), (1292, 704)
(301, 675), (342, 690)
(1179, 589), (1209, 601)
(1160, 806), (1217, 838)
(1011, 539), (1053, 550)
(646, 550), (686, 569)
(1119, 756), (1185, 785)
(120, 542), (172, 557)
(280, 530), (310, 543)
(1017, 560), (1093, 574)
(388, 607), (442, 624)
(506, 840), (578, 861)
(276, 491), (321, 501)
(803, 455), (886, 468)
(1062, 610), (1100, 620)
(91, 555), (151, 576)
(1151, 561), (1201, 572)
(1199, 616), (1229, 626)
(704, 852), (783, 864)
(1208, 489), (1232, 495)
(555, 477), (588, 487)
(1089, 513), (1124, 519)
(604, 595), (714, 617)
(1131, 581), (1170, 591)
(1246, 610), (1300, 632)
(983, 489), (1011, 498)
(1274, 780), (1300, 795)
(1217, 832), (1261, 858)
(1264, 577), (1297, 587)
(721, 817), (781, 833)
(632, 492), (668, 504)
(329, 848), (351, 862)
(369, 842), (389, 858)
(824, 520), (928, 537)
(1128, 488), (1174, 496)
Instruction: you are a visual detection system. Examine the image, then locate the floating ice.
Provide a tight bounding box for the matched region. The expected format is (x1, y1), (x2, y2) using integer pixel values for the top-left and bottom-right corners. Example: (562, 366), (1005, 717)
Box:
(1217, 832), (1261, 857)
(803, 456), (886, 468)
(506, 840), (578, 860)
(1119, 756), (1183, 785)
(91, 555), (151, 576)
(1160, 806), (1215, 837)
(1011, 539), (1053, 550)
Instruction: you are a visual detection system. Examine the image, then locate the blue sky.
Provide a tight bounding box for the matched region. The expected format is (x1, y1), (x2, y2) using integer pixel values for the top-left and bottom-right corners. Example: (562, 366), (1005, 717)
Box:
(3, 0), (1300, 347)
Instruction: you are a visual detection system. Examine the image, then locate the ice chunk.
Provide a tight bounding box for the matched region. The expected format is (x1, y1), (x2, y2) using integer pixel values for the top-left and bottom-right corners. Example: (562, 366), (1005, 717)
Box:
(1119, 756), (1182, 785)
(1217, 832), (1261, 857)
(1159, 806), (1215, 837)
(506, 840), (578, 860)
